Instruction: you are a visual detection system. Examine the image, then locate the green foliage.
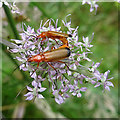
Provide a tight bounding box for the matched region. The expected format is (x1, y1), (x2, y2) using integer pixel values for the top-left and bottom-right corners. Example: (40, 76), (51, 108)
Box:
(2, 2), (118, 118)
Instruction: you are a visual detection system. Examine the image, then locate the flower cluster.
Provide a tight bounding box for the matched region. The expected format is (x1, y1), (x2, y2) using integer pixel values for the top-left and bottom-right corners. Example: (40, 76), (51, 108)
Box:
(0, 1), (21, 14)
(82, 0), (99, 13)
(8, 15), (114, 104)
(114, 0), (120, 3)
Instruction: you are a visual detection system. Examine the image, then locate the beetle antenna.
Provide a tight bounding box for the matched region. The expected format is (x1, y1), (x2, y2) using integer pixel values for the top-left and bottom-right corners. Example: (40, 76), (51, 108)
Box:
(15, 82), (31, 100)
(11, 62), (27, 74)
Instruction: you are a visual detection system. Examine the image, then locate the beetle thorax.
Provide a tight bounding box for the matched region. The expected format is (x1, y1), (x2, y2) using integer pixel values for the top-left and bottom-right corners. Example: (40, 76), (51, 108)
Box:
(42, 32), (47, 37)
(34, 54), (44, 62)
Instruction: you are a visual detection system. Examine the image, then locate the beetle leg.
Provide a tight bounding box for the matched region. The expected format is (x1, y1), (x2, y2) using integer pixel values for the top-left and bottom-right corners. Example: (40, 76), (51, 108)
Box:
(59, 37), (68, 46)
(47, 62), (58, 89)
(52, 38), (59, 45)
(57, 60), (70, 70)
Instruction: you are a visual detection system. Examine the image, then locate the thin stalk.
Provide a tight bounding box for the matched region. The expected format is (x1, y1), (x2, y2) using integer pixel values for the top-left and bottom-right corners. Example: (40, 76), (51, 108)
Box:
(1, 44), (29, 81)
(2, 4), (30, 81)
(3, 3), (20, 40)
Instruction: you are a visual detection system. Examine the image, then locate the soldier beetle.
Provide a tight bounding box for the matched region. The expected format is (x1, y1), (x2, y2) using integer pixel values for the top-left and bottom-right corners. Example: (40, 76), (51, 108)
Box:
(15, 46), (71, 98)
(28, 45), (71, 72)
(12, 31), (72, 80)
(12, 31), (71, 75)
(37, 31), (72, 46)
(12, 31), (72, 97)
(15, 46), (70, 98)
(30, 31), (72, 73)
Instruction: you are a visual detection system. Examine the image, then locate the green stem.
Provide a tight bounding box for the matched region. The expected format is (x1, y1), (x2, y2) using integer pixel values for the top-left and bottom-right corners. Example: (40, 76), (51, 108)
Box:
(1, 44), (29, 81)
(3, 3), (20, 40)
(2, 4), (31, 81)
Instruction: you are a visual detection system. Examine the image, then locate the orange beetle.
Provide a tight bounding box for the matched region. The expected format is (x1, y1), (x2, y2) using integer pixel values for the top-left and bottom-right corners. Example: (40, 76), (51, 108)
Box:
(28, 45), (70, 71)
(37, 31), (72, 46)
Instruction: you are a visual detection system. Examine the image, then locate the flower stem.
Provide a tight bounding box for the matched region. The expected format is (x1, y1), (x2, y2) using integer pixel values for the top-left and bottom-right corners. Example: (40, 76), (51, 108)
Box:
(2, 4), (29, 81)
(1, 44), (29, 81)
(3, 3), (20, 40)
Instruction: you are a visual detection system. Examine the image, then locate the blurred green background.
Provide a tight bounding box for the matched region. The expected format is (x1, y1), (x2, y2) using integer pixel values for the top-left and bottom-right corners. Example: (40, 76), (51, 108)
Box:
(1, 2), (118, 118)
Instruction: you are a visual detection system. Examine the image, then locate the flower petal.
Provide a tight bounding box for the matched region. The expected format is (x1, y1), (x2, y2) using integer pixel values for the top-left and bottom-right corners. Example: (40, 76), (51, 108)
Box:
(27, 86), (33, 92)
(38, 94), (44, 99)
(25, 94), (34, 100)
(39, 87), (47, 92)
(32, 81), (38, 87)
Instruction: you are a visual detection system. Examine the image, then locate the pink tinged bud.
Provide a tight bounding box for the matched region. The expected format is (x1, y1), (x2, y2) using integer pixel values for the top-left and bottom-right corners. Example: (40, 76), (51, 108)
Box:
(55, 98), (60, 104)
(52, 76), (57, 80)
(20, 64), (25, 70)
(104, 70), (110, 79)
(11, 49), (19, 53)
(105, 86), (110, 91)
(95, 4), (98, 11)
(60, 69), (66, 74)
(12, 39), (22, 44)
(31, 28), (35, 33)
(74, 80), (78, 85)
(60, 64), (65, 68)
(24, 92), (32, 96)
(38, 94), (44, 99)
(64, 93), (69, 98)
(80, 81), (83, 84)
(91, 80), (96, 84)
(16, 56), (24, 62)
(69, 85), (74, 90)
(25, 95), (34, 100)
(30, 72), (37, 79)
(77, 93), (82, 97)
(19, 64), (28, 71)
(32, 81), (37, 87)
(73, 64), (77, 70)
(108, 77), (114, 80)
(71, 53), (76, 57)
(24, 92), (34, 100)
(72, 92), (76, 96)
(69, 89), (73, 93)
(77, 56), (81, 61)
(27, 26), (32, 33)
(43, 19), (50, 27)
(85, 57), (92, 62)
(80, 87), (87, 92)
(68, 70), (72, 75)
(90, 7), (94, 12)
(94, 62), (100, 68)
(62, 20), (66, 26)
(38, 75), (45, 81)
(38, 82), (41, 88)
(20, 33), (26, 40)
(106, 81), (114, 87)
(53, 90), (58, 96)
(50, 70), (56, 75)
(39, 87), (47, 92)
(82, 36), (88, 43)
(55, 97), (64, 104)
(94, 71), (101, 80)
(27, 86), (33, 92)
(94, 82), (101, 88)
